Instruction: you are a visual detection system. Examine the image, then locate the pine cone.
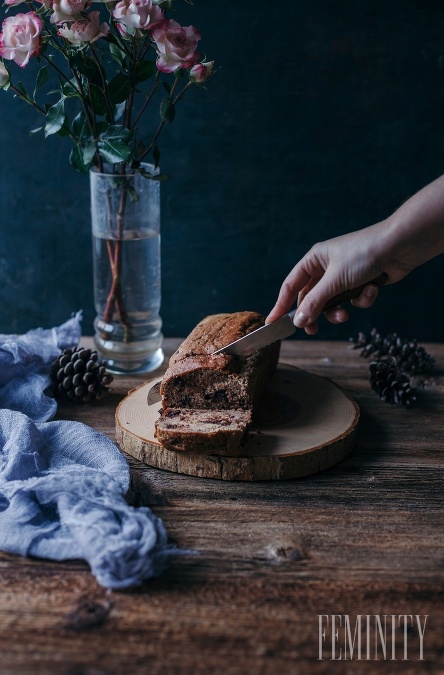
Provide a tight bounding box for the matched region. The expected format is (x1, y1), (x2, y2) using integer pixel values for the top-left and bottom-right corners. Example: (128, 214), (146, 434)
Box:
(50, 347), (113, 403)
(350, 328), (435, 374)
(369, 358), (417, 405)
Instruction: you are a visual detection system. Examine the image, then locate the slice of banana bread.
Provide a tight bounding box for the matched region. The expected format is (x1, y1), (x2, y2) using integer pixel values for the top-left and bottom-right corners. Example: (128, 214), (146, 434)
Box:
(155, 408), (252, 455)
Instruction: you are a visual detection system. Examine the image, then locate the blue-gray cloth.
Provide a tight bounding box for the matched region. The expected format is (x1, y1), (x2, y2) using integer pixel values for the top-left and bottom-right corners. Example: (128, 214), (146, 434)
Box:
(0, 315), (183, 589)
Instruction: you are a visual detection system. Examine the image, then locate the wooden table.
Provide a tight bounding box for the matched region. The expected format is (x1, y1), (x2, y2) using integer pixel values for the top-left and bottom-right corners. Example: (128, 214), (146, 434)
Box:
(0, 339), (443, 674)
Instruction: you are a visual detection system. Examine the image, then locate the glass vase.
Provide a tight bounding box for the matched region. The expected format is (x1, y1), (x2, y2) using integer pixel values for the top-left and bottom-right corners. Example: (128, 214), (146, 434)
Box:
(90, 164), (164, 374)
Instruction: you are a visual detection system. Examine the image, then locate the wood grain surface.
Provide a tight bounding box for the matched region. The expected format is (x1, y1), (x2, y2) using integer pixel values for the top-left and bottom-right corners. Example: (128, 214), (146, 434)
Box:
(0, 338), (443, 675)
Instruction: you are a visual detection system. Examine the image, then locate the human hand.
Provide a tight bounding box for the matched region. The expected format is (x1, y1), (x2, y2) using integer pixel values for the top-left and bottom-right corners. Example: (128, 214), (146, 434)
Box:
(267, 174), (444, 334)
(266, 221), (410, 334)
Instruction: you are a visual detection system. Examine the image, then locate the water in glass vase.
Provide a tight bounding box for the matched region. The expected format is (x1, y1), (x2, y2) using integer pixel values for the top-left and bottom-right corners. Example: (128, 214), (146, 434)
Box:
(93, 228), (164, 374)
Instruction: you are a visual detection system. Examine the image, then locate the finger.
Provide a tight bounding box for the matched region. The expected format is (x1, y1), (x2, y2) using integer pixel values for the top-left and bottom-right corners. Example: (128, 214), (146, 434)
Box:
(350, 284), (379, 309)
(266, 265), (312, 323)
(323, 306), (349, 324)
(304, 321), (319, 335)
(292, 270), (342, 328)
(297, 276), (321, 307)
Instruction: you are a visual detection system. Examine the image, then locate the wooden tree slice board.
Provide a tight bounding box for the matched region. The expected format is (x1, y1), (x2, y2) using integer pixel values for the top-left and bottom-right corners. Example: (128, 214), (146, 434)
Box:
(116, 364), (359, 481)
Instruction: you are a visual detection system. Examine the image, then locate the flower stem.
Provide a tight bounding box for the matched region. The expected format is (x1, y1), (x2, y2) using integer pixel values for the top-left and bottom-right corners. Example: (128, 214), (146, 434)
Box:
(132, 70), (160, 129)
(90, 46), (115, 123)
(136, 76), (186, 164)
(101, 166), (132, 341)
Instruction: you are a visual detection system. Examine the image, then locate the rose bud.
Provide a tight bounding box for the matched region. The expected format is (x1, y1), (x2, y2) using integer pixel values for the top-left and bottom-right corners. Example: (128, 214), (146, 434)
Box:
(190, 60), (214, 84)
(0, 62), (9, 88)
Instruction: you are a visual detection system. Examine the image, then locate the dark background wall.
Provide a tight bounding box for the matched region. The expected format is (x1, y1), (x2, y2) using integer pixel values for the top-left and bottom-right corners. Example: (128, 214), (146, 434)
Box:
(0, 0), (443, 342)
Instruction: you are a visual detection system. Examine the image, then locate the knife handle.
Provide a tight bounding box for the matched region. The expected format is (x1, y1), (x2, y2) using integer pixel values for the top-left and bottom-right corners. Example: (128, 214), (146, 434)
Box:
(322, 273), (388, 311)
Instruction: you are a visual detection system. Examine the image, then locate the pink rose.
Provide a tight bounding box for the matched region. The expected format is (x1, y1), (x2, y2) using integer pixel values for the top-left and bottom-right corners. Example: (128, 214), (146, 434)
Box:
(190, 60), (214, 84)
(4, 0), (27, 6)
(112, 0), (163, 32)
(57, 11), (109, 44)
(0, 12), (43, 68)
(151, 19), (200, 74)
(50, 0), (89, 24)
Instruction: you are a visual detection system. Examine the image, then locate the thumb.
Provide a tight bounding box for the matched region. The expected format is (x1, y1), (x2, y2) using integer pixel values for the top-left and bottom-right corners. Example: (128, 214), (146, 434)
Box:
(293, 273), (344, 328)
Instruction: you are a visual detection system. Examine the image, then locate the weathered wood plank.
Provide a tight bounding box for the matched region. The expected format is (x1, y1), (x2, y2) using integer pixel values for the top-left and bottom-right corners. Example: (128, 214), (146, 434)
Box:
(0, 572), (441, 674)
(0, 339), (440, 674)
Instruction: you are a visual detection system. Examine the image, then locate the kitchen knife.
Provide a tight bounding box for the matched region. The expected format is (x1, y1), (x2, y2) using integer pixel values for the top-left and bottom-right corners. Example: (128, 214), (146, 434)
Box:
(213, 273), (388, 357)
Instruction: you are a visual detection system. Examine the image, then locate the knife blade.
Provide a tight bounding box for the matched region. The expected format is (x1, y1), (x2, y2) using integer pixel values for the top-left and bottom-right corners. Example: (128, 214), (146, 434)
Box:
(147, 380), (162, 406)
(213, 273), (388, 357)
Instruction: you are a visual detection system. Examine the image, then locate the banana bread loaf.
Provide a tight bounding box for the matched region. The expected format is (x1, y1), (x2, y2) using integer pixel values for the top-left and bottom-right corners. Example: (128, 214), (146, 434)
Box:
(155, 311), (280, 455)
(160, 311), (280, 411)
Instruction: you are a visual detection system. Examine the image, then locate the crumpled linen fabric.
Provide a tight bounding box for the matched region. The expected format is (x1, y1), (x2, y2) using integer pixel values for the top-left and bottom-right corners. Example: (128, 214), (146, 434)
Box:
(0, 410), (176, 589)
(0, 316), (185, 589)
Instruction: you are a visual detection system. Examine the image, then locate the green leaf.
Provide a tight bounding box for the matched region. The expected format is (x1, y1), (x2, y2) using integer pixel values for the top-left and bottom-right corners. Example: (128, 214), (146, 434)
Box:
(106, 33), (123, 48)
(160, 98), (175, 125)
(69, 54), (102, 86)
(83, 141), (96, 166)
(57, 123), (70, 137)
(114, 101), (126, 122)
(95, 121), (109, 135)
(135, 60), (154, 83)
(98, 138), (132, 164)
(61, 79), (78, 97)
(140, 168), (170, 181)
(72, 111), (89, 140)
(89, 83), (108, 116)
(109, 44), (126, 66)
(33, 66), (50, 97)
(150, 173), (170, 182)
(16, 82), (28, 97)
(98, 140), (132, 164)
(70, 145), (91, 174)
(30, 126), (43, 135)
(44, 98), (66, 138)
(108, 73), (132, 104)
(101, 124), (133, 142)
(34, 3), (47, 15)
(127, 185), (139, 202)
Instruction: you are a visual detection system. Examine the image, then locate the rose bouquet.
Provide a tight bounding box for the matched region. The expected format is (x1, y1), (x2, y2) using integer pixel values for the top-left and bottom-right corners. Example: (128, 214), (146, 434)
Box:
(0, 0), (213, 369)
(0, 0), (213, 172)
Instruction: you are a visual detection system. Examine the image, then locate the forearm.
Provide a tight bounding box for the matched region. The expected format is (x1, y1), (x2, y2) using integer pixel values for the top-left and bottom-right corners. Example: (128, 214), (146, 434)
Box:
(382, 174), (444, 276)
(267, 173), (444, 330)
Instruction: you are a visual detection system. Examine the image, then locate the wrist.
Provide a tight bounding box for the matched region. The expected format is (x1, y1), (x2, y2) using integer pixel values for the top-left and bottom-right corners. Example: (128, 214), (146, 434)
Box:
(383, 211), (442, 274)
(382, 176), (444, 272)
